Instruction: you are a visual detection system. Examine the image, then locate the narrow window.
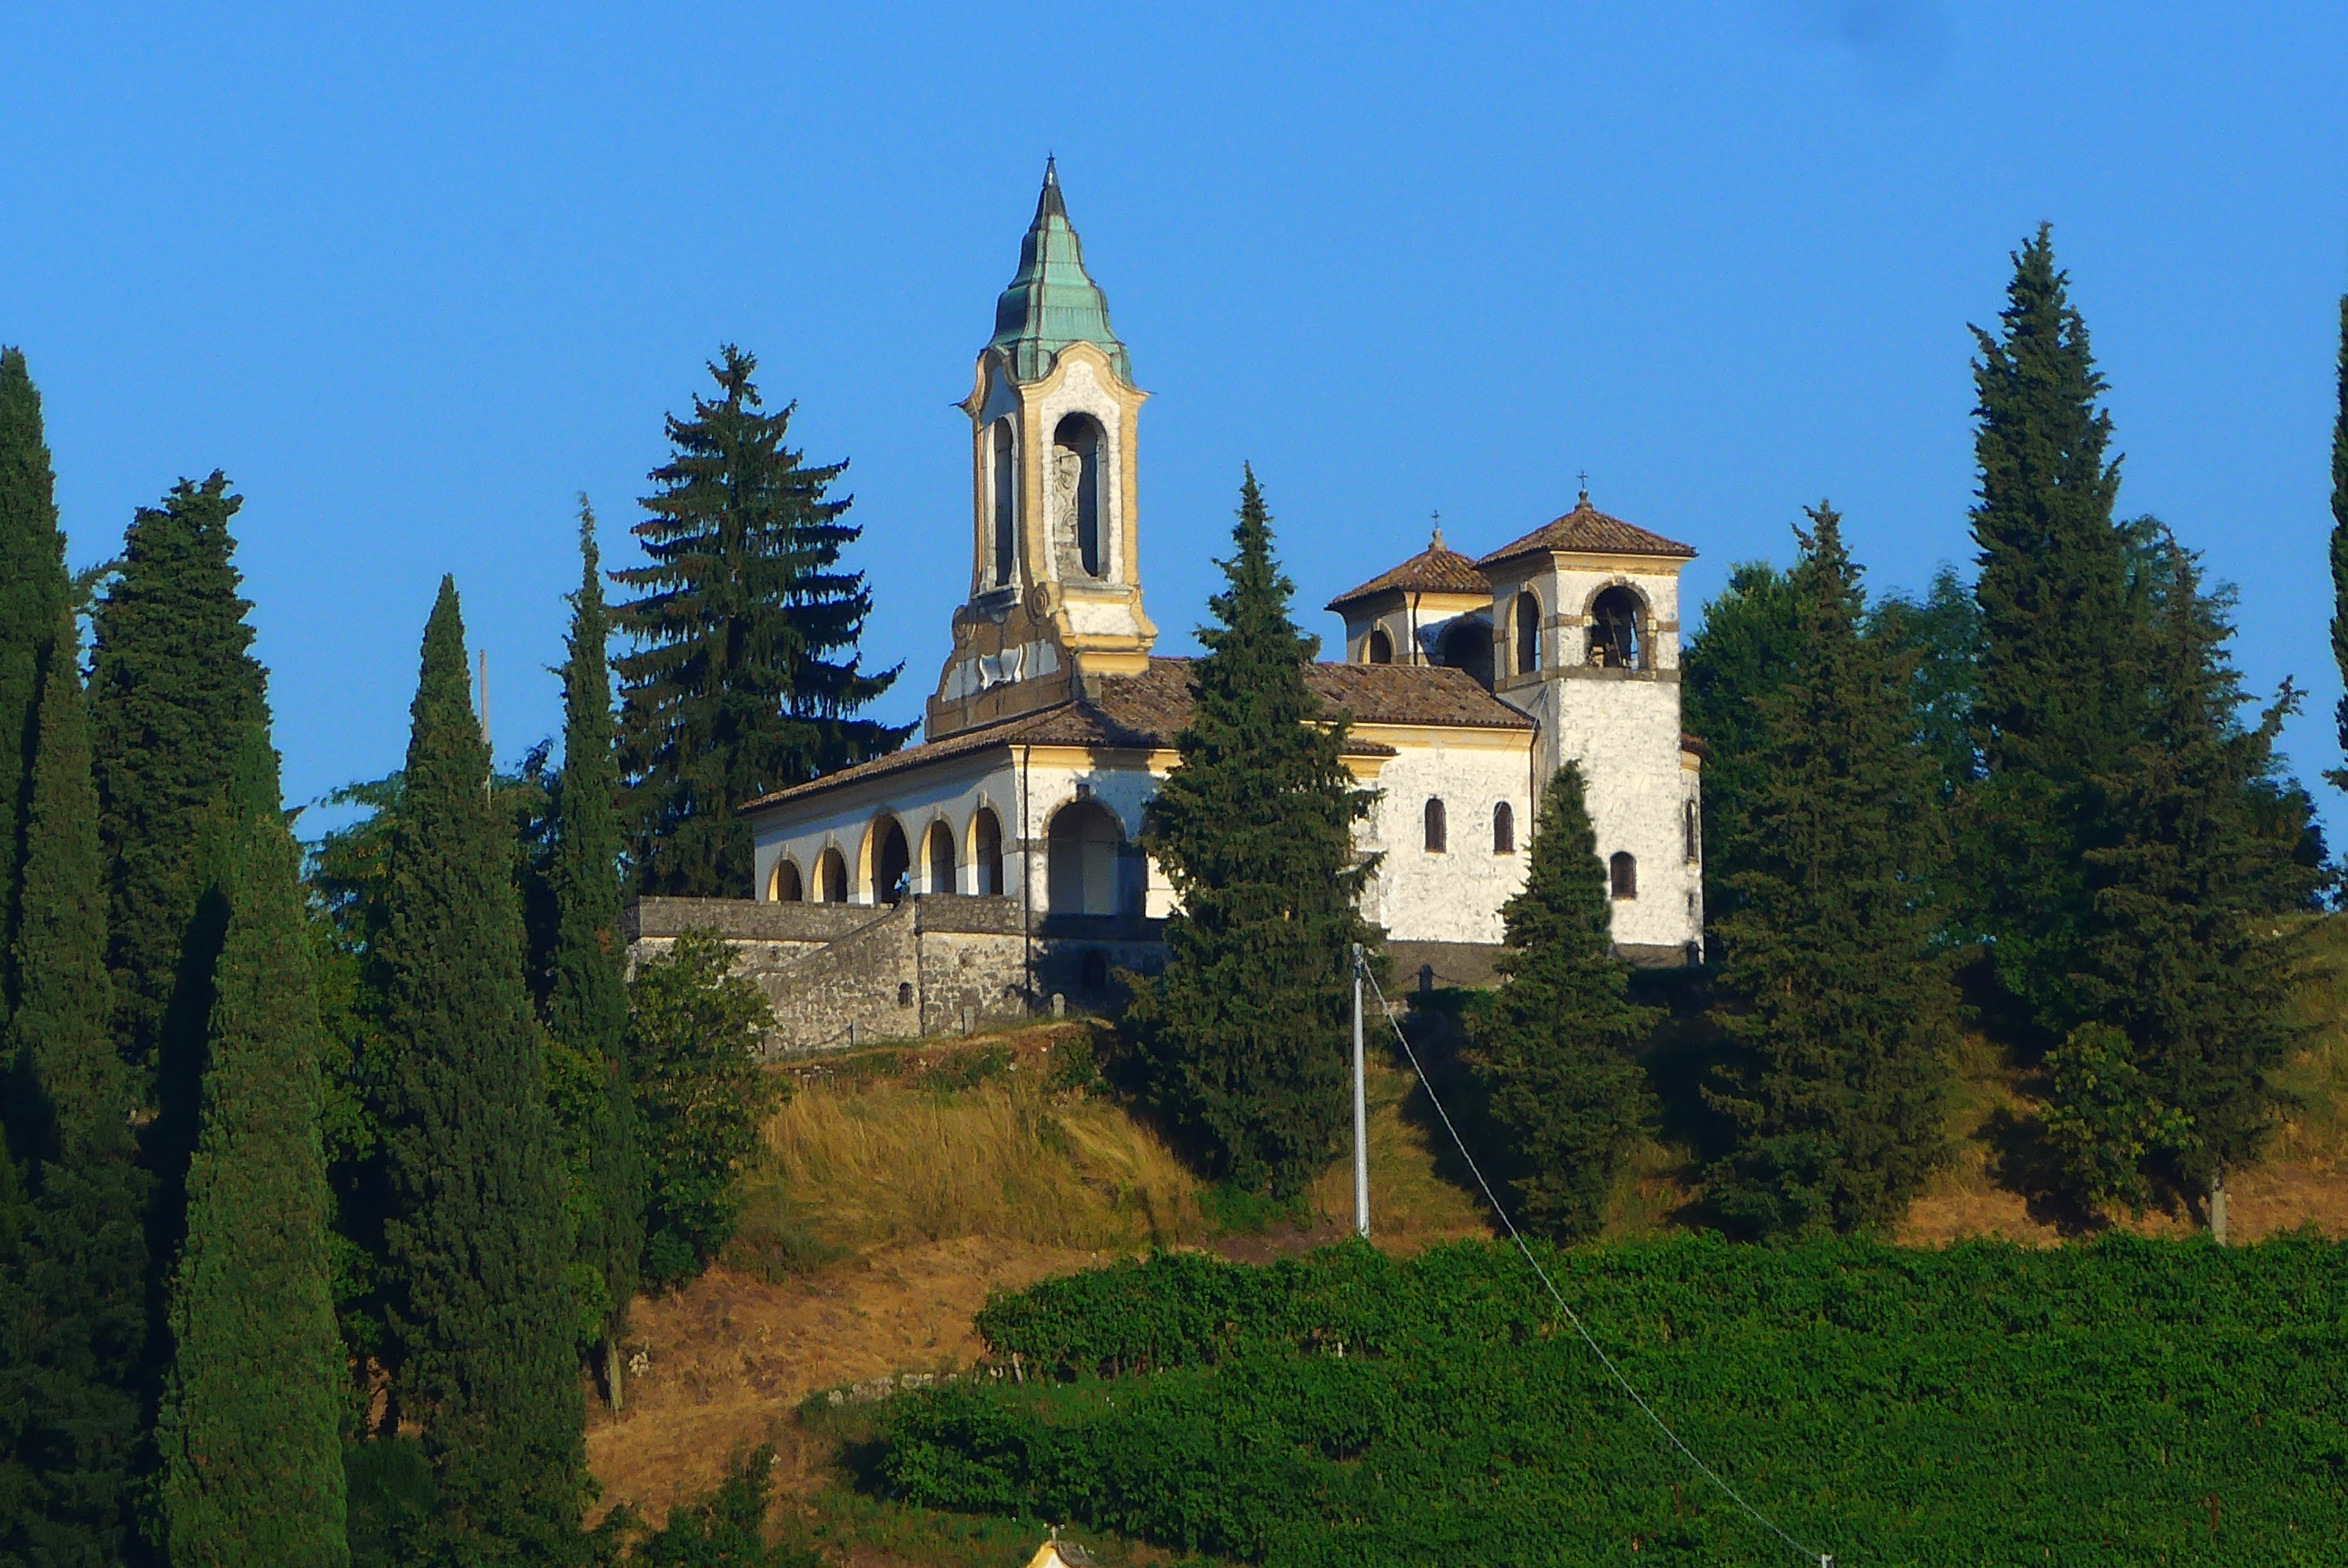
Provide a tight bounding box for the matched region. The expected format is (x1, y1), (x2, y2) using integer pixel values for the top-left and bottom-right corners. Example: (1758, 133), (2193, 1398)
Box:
(991, 419), (1016, 585)
(1513, 591), (1540, 676)
(1366, 627), (1393, 665)
(772, 859), (803, 902)
(1684, 800), (1700, 862)
(1493, 802), (1515, 855)
(897, 982), (915, 1008)
(1424, 798), (1447, 854)
(1610, 851), (1637, 900)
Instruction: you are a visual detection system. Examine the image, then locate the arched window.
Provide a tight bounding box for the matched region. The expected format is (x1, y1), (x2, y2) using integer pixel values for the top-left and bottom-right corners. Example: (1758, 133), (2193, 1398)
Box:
(1513, 591), (1540, 676)
(1610, 851), (1637, 900)
(1048, 800), (1130, 916)
(1493, 802), (1515, 855)
(1438, 617), (1494, 688)
(874, 819), (912, 905)
(1051, 414), (1103, 578)
(772, 859), (803, 902)
(1684, 800), (1700, 862)
(1424, 798), (1447, 854)
(990, 418), (1017, 586)
(1588, 586), (1645, 670)
(972, 808), (1005, 896)
(926, 820), (957, 894)
(817, 847), (849, 904)
(1366, 627), (1393, 665)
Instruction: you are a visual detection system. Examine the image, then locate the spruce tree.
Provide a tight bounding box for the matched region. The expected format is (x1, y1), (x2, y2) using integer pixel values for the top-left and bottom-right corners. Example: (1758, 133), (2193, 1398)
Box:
(1704, 505), (1959, 1237)
(1469, 763), (1656, 1241)
(2048, 531), (2319, 1227)
(547, 501), (643, 1381)
(375, 578), (584, 1556)
(613, 348), (910, 897)
(0, 611), (149, 1562)
(153, 732), (349, 1567)
(88, 472), (268, 1076)
(0, 348), (69, 1023)
(1966, 227), (2141, 1039)
(1124, 468), (1376, 1198)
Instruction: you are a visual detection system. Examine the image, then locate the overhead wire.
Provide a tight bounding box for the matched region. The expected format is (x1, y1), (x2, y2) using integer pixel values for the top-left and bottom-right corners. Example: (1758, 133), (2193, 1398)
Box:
(1359, 959), (1836, 1568)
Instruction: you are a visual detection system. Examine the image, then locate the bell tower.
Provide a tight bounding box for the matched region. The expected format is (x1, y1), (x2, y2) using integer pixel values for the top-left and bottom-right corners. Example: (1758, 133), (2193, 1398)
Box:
(930, 160), (1157, 740)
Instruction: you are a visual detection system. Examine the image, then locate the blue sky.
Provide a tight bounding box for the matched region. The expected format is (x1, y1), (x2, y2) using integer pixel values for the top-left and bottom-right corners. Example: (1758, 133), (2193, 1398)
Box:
(5, 3), (2346, 833)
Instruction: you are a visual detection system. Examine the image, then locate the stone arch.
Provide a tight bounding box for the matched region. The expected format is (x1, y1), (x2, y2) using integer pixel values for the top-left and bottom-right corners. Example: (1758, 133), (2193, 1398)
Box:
(1582, 581), (1651, 671)
(1512, 590), (1541, 677)
(924, 818), (957, 895)
(1047, 797), (1131, 916)
(816, 847), (849, 904)
(871, 816), (912, 904)
(1366, 626), (1394, 664)
(970, 806), (1006, 896)
(1051, 413), (1105, 579)
(771, 858), (803, 902)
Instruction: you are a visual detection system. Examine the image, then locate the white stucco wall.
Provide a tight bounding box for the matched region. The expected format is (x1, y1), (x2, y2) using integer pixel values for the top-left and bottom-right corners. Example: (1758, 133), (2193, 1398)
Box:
(1348, 729), (1534, 946)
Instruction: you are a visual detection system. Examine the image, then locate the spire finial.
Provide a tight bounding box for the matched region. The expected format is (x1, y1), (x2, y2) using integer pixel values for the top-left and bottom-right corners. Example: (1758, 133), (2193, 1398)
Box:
(1430, 509), (1444, 553)
(1044, 153), (1058, 186)
(1576, 470), (1590, 505)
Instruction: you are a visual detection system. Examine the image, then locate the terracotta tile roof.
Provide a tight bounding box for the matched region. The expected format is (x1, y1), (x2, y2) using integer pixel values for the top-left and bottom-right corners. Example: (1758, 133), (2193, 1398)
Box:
(743, 657), (1529, 812)
(1476, 495), (1696, 567)
(1325, 531), (1491, 611)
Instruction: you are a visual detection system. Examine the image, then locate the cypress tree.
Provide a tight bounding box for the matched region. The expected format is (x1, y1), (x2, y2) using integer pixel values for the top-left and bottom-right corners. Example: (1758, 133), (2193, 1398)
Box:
(547, 501), (643, 1384)
(1704, 505), (1959, 1238)
(613, 348), (910, 897)
(153, 732), (349, 1567)
(1681, 561), (1801, 935)
(375, 578), (583, 1557)
(0, 611), (149, 1562)
(1124, 468), (1377, 1198)
(2330, 295), (2348, 786)
(88, 472), (268, 1078)
(1469, 762), (1657, 1241)
(1966, 227), (2141, 1039)
(0, 348), (69, 1024)
(2047, 531), (2319, 1228)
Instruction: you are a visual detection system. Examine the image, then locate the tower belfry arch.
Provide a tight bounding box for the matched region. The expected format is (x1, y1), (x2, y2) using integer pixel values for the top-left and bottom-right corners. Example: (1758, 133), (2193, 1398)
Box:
(932, 159), (1158, 740)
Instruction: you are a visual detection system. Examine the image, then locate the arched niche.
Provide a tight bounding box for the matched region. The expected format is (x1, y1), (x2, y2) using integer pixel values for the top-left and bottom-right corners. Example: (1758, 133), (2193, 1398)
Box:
(771, 858), (803, 902)
(925, 819), (957, 895)
(1047, 798), (1132, 916)
(873, 818), (912, 905)
(1051, 413), (1105, 579)
(1585, 584), (1650, 671)
(817, 847), (849, 904)
(990, 417), (1017, 586)
(970, 807), (1006, 896)
(1513, 591), (1541, 677)
(1366, 626), (1394, 665)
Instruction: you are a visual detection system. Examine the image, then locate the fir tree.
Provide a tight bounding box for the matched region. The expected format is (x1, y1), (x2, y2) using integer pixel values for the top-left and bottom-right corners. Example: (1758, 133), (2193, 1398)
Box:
(547, 501), (643, 1380)
(1681, 561), (1801, 936)
(0, 611), (149, 1562)
(88, 472), (268, 1077)
(614, 348), (910, 897)
(153, 732), (349, 1567)
(1468, 763), (1657, 1241)
(1965, 227), (2141, 1039)
(1124, 469), (1376, 1198)
(1705, 505), (1959, 1238)
(0, 348), (69, 1024)
(375, 578), (584, 1556)
(2049, 531), (2319, 1228)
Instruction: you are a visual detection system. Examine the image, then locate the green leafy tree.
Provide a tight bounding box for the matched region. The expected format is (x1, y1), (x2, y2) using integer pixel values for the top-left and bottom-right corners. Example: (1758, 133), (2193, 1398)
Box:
(1124, 469), (1377, 1198)
(2055, 531), (2320, 1228)
(548, 502), (643, 1364)
(153, 734), (349, 1567)
(1705, 505), (1959, 1237)
(0, 610), (149, 1562)
(1681, 561), (1801, 935)
(614, 348), (910, 897)
(1964, 227), (2143, 1040)
(0, 348), (70, 1021)
(1468, 763), (1656, 1241)
(373, 578), (584, 1556)
(626, 930), (778, 1289)
(88, 472), (269, 1078)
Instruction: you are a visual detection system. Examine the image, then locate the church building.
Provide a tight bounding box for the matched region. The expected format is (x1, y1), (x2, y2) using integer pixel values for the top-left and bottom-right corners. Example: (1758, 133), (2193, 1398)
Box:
(633, 164), (1706, 1052)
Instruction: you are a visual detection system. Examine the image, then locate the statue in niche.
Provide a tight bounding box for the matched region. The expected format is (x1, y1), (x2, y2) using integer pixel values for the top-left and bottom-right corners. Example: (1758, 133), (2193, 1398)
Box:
(1051, 447), (1084, 564)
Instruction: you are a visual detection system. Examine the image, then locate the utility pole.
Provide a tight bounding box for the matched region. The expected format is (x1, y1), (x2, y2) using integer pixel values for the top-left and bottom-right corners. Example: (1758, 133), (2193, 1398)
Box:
(1351, 943), (1369, 1239)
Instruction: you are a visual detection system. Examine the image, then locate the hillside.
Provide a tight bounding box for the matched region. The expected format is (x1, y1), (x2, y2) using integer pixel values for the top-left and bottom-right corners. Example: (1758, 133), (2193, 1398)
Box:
(586, 919), (2348, 1559)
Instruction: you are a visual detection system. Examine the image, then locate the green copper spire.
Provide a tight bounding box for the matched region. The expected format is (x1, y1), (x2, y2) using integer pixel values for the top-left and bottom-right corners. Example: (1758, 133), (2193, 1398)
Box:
(987, 158), (1132, 384)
